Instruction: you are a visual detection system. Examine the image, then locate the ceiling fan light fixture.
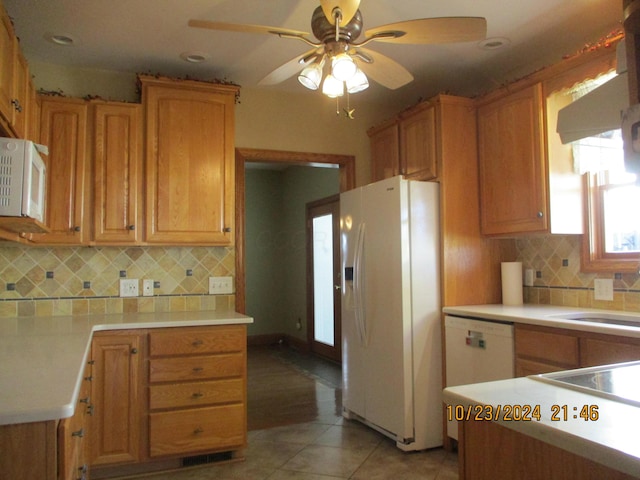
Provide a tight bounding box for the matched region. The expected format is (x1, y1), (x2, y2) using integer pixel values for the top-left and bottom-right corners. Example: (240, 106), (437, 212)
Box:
(346, 68), (369, 93)
(298, 60), (324, 90)
(322, 74), (344, 97)
(331, 53), (357, 81)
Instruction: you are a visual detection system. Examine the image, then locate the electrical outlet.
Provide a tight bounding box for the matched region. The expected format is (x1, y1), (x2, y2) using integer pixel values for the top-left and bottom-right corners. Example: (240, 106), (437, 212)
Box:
(142, 279), (154, 297)
(209, 276), (234, 294)
(594, 279), (613, 301)
(524, 269), (535, 287)
(119, 279), (139, 297)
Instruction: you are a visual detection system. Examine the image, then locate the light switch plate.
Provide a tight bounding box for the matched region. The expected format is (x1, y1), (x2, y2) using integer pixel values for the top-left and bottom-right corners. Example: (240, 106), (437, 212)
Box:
(209, 276), (234, 294)
(142, 279), (154, 297)
(119, 279), (139, 297)
(594, 279), (613, 301)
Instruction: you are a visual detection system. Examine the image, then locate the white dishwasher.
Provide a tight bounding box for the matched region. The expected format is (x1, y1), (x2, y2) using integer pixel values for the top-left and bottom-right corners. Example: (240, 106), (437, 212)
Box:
(444, 314), (514, 440)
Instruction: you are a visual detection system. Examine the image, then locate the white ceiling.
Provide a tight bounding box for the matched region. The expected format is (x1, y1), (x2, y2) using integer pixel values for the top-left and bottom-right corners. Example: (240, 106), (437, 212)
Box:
(3, 0), (623, 106)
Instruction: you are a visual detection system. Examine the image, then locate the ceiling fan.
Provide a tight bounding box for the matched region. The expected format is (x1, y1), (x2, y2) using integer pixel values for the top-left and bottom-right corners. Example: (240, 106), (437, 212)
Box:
(189, 0), (486, 101)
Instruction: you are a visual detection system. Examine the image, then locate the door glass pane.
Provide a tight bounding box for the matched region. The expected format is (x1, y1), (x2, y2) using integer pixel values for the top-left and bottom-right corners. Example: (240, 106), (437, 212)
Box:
(313, 214), (335, 346)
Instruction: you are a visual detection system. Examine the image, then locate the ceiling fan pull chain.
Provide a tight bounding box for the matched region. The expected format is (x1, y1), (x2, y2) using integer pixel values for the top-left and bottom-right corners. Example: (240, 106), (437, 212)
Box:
(336, 96), (340, 116)
(334, 8), (342, 41)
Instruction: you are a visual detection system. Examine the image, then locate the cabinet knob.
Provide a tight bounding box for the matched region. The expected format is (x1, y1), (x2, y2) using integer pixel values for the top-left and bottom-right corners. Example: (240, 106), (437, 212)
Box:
(193, 427), (204, 435)
(191, 392), (204, 399)
(79, 396), (90, 404)
(192, 339), (204, 347)
(131, 348), (138, 354)
(537, 211), (544, 218)
(127, 225), (135, 230)
(72, 226), (81, 232)
(87, 404), (94, 416)
(223, 227), (232, 233)
(192, 367), (204, 373)
(71, 428), (84, 438)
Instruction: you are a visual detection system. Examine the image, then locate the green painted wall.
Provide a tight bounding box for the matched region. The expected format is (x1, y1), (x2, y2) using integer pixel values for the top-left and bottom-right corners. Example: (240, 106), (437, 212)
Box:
(244, 166), (340, 341)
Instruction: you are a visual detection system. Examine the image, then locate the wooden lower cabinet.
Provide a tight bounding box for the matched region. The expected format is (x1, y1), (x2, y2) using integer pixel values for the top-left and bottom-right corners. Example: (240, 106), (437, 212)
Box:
(89, 325), (247, 477)
(459, 419), (636, 479)
(515, 324), (640, 376)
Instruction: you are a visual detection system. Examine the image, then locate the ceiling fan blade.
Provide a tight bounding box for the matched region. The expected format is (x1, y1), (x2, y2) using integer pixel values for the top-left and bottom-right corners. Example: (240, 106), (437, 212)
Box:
(188, 19), (309, 38)
(319, 0), (361, 26)
(365, 17), (487, 44)
(258, 48), (323, 86)
(356, 47), (413, 90)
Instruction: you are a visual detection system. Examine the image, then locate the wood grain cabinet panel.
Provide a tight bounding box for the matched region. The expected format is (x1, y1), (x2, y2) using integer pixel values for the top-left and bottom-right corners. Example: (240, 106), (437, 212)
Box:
(148, 325), (247, 459)
(32, 97), (88, 244)
(0, 6), (14, 126)
(399, 103), (437, 180)
(141, 76), (238, 245)
(478, 83), (548, 235)
(92, 102), (142, 244)
(368, 120), (399, 182)
(580, 335), (640, 367)
(149, 404), (244, 457)
(10, 45), (29, 139)
(89, 332), (142, 467)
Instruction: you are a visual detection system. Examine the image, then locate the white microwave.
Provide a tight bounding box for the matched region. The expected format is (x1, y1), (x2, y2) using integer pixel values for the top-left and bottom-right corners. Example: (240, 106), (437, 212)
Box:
(0, 138), (47, 223)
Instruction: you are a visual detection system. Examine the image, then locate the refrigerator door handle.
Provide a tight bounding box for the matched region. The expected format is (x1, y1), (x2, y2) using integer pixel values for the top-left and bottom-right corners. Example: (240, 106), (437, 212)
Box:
(354, 222), (367, 345)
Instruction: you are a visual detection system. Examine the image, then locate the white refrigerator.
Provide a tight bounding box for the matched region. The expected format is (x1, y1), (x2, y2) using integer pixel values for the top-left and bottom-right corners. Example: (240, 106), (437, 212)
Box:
(340, 175), (442, 451)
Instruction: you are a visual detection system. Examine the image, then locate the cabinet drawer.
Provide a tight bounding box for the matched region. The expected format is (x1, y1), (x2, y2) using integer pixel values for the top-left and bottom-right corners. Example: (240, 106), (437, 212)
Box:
(515, 326), (579, 367)
(580, 337), (640, 367)
(149, 326), (245, 357)
(149, 404), (245, 457)
(149, 379), (244, 410)
(149, 353), (244, 383)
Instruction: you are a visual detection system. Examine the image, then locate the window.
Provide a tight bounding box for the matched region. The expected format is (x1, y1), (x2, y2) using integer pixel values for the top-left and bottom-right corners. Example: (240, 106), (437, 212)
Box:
(579, 129), (640, 270)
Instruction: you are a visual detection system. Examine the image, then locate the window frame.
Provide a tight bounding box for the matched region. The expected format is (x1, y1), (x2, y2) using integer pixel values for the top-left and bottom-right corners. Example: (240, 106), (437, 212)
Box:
(582, 173), (640, 272)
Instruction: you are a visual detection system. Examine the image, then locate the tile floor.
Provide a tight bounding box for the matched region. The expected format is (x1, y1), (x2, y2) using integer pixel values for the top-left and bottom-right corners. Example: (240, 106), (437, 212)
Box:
(130, 346), (459, 480)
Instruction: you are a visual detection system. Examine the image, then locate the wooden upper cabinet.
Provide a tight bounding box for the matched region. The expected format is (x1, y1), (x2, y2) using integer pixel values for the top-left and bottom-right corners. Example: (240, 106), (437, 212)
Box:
(141, 76), (238, 245)
(92, 102), (142, 244)
(399, 102), (437, 180)
(0, 6), (14, 127)
(478, 83), (548, 236)
(32, 96), (88, 244)
(368, 120), (399, 182)
(10, 46), (29, 139)
(367, 101), (437, 182)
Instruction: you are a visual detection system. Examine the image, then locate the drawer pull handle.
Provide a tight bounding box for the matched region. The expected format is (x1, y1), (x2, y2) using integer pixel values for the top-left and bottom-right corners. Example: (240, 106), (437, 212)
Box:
(79, 396), (90, 404)
(192, 392), (204, 398)
(87, 405), (94, 416)
(192, 339), (204, 347)
(72, 428), (84, 438)
(194, 427), (204, 434)
(192, 367), (204, 373)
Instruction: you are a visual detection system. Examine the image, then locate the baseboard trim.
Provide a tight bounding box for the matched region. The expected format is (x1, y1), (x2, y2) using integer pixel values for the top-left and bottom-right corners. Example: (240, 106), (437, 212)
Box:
(247, 333), (310, 353)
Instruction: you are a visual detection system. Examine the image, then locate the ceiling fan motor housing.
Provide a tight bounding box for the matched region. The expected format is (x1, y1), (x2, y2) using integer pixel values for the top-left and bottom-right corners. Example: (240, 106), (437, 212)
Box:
(311, 6), (362, 43)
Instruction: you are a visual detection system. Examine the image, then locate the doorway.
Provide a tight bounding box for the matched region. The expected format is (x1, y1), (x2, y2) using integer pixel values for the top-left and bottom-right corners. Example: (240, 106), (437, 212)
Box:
(307, 195), (341, 362)
(235, 147), (355, 316)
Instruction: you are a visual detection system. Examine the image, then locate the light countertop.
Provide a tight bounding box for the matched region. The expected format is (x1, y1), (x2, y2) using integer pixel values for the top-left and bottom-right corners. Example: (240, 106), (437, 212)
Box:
(443, 304), (640, 337)
(0, 310), (253, 426)
(443, 303), (640, 477)
(443, 375), (640, 478)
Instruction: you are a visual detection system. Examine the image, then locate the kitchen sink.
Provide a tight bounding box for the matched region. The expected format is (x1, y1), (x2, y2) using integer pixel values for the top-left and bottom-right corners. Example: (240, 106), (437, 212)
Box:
(531, 361), (640, 407)
(547, 312), (640, 327)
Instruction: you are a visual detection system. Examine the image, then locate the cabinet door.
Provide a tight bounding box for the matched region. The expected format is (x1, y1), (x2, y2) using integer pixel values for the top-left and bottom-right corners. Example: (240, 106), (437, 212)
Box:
(478, 84), (548, 235)
(369, 121), (399, 182)
(0, 8), (13, 125)
(144, 81), (236, 244)
(400, 104), (437, 180)
(11, 46), (29, 139)
(93, 102), (142, 243)
(90, 333), (141, 466)
(580, 336), (640, 367)
(32, 97), (88, 244)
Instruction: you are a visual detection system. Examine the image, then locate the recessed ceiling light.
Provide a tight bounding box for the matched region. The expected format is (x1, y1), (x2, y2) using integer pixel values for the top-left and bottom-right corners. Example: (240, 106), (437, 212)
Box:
(44, 33), (76, 46)
(478, 37), (510, 50)
(180, 51), (210, 63)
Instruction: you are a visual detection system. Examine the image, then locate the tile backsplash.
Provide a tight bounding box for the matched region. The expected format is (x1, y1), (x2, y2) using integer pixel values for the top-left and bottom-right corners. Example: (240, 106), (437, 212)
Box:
(0, 246), (235, 317)
(516, 235), (640, 311)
